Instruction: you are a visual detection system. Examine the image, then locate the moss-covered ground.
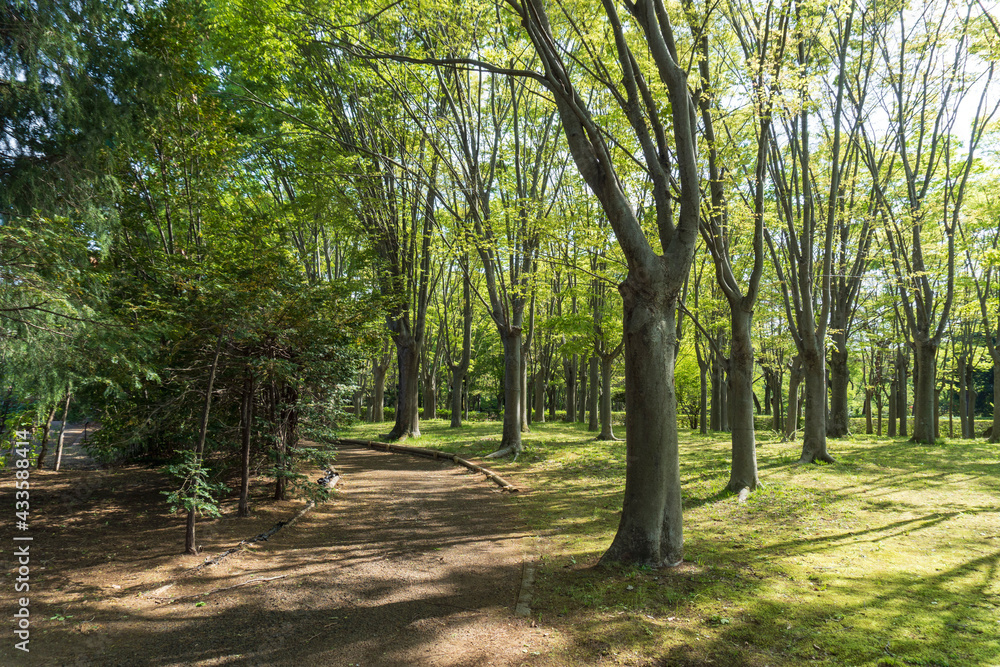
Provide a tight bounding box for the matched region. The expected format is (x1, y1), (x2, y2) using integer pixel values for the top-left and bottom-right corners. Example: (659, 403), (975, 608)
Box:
(343, 419), (1000, 667)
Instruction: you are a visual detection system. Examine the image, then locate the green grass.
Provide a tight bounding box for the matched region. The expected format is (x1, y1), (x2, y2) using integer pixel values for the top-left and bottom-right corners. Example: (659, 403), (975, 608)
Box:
(342, 419), (1000, 667)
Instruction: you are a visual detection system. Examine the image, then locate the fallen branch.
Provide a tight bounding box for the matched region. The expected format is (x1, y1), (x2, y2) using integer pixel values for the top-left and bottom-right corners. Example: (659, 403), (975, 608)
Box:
(188, 469), (341, 572)
(336, 438), (519, 492)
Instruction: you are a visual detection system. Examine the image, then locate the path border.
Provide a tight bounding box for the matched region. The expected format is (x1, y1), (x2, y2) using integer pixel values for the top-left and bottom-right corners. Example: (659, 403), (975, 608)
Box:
(335, 438), (519, 492)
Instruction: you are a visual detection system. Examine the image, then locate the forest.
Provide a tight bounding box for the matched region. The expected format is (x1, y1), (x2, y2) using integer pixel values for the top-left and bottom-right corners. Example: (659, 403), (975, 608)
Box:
(2, 0), (999, 665)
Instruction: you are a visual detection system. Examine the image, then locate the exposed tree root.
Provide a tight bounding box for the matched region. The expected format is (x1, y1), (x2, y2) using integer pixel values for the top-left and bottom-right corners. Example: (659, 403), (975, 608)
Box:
(796, 453), (836, 465)
(484, 445), (520, 461)
(724, 482), (758, 502)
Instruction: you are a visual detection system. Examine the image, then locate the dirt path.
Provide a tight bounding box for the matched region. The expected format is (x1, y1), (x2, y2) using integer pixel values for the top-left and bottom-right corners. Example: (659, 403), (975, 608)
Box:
(37, 422), (100, 470)
(6, 443), (563, 666)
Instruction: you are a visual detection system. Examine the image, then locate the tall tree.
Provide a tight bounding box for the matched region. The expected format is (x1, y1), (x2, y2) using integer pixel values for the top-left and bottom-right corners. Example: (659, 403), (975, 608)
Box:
(505, 0), (707, 566)
(859, 0), (999, 443)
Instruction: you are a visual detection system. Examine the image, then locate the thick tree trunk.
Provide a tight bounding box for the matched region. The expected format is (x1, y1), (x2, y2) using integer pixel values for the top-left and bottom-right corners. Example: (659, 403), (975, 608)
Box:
(588, 355), (599, 431)
(828, 335), (850, 437)
(534, 372), (546, 423)
(387, 334), (420, 439)
(911, 339), (938, 443)
(422, 379), (436, 421)
(488, 330), (523, 458)
(799, 349), (834, 463)
(238, 376), (254, 518)
(726, 309), (759, 492)
(600, 278), (682, 568)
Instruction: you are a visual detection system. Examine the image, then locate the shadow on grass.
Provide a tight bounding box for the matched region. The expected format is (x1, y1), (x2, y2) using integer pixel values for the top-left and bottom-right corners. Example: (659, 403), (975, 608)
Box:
(335, 419), (1000, 666)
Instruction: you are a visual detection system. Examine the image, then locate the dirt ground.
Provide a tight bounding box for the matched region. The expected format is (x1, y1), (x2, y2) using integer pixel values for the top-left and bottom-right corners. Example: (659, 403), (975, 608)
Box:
(2, 439), (565, 666)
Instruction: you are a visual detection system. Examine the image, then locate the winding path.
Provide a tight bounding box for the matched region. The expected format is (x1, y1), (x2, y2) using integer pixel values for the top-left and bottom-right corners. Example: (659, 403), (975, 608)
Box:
(22, 442), (560, 666)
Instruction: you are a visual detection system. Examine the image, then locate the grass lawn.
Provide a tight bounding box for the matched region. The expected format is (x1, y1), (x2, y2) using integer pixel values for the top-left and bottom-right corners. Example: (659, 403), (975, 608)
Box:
(342, 418), (1000, 667)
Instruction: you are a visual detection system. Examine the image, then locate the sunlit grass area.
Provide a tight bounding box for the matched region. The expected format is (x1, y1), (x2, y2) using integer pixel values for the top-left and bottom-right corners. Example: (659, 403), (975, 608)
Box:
(342, 418), (1000, 666)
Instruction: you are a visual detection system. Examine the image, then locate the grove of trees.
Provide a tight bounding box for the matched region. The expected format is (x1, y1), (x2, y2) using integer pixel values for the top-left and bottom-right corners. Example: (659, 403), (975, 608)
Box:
(2, 0), (998, 565)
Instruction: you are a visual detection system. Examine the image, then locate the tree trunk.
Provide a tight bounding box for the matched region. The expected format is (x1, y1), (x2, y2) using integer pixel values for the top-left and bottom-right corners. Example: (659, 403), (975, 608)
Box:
(711, 353), (723, 431)
(53, 390), (72, 472)
(828, 334), (850, 437)
(534, 372), (546, 423)
(864, 388), (873, 434)
(720, 367), (729, 432)
(799, 349), (834, 463)
(600, 280), (682, 567)
(726, 309), (759, 492)
(888, 379), (897, 436)
(422, 377), (436, 421)
(372, 363), (387, 423)
(597, 357), (618, 441)
(770, 367), (783, 433)
(897, 348), (908, 437)
(520, 350), (530, 432)
(186, 338), (222, 555)
(785, 356), (803, 440)
(698, 363), (709, 435)
(934, 383), (941, 439)
(387, 333), (420, 439)
(965, 361), (975, 439)
(564, 354), (577, 422)
(588, 355), (599, 432)
(911, 339), (938, 444)
(35, 403), (57, 470)
(238, 375), (254, 518)
(488, 329), (523, 458)
(876, 391), (883, 436)
(578, 359), (588, 423)
(958, 354), (970, 439)
(450, 370), (466, 427)
(989, 352), (1000, 443)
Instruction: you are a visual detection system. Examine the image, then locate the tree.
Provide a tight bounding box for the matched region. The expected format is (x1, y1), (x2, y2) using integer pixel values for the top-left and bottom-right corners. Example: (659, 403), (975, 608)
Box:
(859, 0), (999, 444)
(695, 0), (790, 491)
(506, 0), (708, 566)
(765, 0), (860, 464)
